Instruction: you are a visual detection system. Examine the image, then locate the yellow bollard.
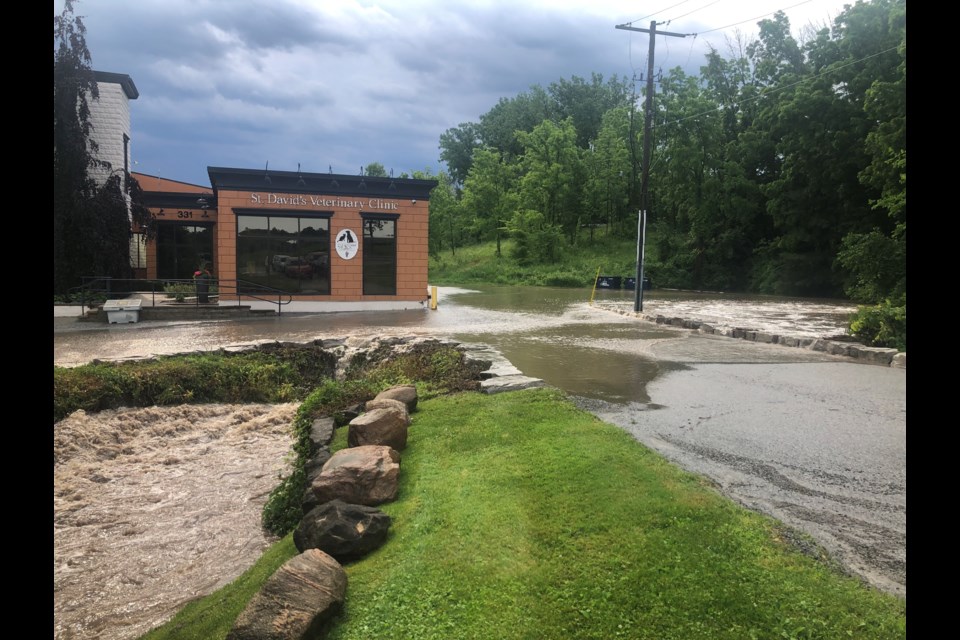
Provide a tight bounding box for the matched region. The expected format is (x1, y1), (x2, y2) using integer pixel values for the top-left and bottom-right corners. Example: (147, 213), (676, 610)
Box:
(430, 285), (438, 310)
(589, 266), (601, 305)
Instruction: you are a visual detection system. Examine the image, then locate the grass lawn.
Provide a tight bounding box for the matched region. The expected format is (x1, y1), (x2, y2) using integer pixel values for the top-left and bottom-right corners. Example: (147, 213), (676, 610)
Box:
(142, 387), (906, 640)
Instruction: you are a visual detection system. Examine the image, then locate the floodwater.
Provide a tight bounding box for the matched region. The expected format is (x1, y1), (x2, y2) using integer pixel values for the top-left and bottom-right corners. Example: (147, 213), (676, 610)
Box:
(53, 285), (904, 639)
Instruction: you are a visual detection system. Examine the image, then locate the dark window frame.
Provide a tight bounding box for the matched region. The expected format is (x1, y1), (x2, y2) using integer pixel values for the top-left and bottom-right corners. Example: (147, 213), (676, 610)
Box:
(360, 213), (399, 296)
(234, 209), (333, 295)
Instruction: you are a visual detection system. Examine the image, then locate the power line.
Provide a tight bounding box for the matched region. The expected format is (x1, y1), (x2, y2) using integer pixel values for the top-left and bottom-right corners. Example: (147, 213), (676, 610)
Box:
(688, 0), (816, 37)
(622, 1), (695, 28)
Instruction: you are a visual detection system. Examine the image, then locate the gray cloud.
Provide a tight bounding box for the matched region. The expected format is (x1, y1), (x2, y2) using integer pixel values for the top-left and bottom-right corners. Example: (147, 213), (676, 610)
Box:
(57, 0), (849, 186)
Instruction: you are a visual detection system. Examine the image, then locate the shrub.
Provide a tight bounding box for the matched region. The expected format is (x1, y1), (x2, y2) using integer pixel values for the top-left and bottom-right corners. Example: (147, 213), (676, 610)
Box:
(53, 347), (338, 423)
(848, 300), (906, 351)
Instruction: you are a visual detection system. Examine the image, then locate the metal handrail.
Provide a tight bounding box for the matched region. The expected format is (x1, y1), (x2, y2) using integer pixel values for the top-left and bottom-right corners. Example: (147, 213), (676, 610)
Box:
(72, 276), (295, 315)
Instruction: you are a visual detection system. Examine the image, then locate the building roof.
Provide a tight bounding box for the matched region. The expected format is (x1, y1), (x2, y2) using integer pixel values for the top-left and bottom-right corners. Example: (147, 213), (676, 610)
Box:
(93, 71), (139, 99)
(207, 166), (438, 200)
(132, 172), (212, 194)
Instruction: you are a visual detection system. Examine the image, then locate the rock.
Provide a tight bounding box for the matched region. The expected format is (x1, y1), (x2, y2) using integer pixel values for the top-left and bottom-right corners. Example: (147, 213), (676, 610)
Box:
(364, 397), (410, 420)
(849, 345), (898, 366)
(348, 406), (409, 450)
(310, 445), (401, 506)
(226, 548), (346, 640)
(338, 404), (363, 426)
(309, 417), (336, 454)
(294, 500), (392, 561)
(891, 352), (906, 369)
(826, 341), (852, 357)
(305, 450), (332, 483)
(373, 384), (419, 412)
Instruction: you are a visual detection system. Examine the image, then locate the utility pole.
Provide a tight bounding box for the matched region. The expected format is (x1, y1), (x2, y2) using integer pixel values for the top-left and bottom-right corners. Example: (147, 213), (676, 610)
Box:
(616, 21), (686, 312)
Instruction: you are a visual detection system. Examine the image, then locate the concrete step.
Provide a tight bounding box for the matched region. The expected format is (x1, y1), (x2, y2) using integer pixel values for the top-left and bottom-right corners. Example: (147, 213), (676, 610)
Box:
(82, 304), (277, 323)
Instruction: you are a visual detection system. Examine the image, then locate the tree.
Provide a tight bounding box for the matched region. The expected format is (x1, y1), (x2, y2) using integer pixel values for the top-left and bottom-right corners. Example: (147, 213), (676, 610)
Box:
(364, 162), (388, 177)
(54, 0), (152, 294)
(516, 118), (584, 243)
(54, 0), (102, 294)
(438, 122), (480, 188)
(460, 147), (516, 256)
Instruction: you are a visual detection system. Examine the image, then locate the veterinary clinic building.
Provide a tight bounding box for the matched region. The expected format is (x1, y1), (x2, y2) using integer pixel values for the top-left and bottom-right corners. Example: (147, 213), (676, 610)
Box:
(138, 166), (437, 312)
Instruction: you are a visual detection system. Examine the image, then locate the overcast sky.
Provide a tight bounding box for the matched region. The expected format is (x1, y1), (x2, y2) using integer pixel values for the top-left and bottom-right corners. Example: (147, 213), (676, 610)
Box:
(54, 0), (853, 187)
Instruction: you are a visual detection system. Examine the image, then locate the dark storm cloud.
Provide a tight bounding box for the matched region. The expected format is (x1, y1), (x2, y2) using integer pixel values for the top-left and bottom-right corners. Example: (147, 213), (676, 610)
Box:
(56, 0), (850, 186)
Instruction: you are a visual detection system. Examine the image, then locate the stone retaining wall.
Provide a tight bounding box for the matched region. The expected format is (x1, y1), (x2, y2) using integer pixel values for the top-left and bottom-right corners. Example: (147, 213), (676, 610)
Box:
(605, 308), (906, 369)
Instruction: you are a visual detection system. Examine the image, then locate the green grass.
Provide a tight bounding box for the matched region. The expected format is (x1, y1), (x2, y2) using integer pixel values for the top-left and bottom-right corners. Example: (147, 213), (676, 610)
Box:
(139, 535), (298, 640)
(141, 388), (905, 640)
(429, 235), (641, 288)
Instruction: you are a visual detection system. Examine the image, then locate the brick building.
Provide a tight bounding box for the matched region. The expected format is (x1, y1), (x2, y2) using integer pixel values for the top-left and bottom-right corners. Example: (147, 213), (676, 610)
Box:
(135, 167), (437, 312)
(87, 69), (437, 312)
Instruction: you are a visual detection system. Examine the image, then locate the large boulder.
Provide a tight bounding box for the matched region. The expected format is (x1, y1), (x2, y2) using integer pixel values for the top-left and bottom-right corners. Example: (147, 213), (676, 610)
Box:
(348, 406), (409, 450)
(310, 445), (401, 506)
(373, 384), (418, 413)
(294, 499), (392, 561)
(364, 397), (409, 418)
(226, 548), (347, 640)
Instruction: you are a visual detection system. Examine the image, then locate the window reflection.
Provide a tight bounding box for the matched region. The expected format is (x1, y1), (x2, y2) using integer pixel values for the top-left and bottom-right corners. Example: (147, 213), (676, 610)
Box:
(237, 214), (330, 294)
(362, 217), (396, 295)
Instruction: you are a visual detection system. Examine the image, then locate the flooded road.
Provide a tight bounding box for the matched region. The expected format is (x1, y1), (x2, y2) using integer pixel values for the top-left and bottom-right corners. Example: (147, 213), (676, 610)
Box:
(54, 285), (905, 639)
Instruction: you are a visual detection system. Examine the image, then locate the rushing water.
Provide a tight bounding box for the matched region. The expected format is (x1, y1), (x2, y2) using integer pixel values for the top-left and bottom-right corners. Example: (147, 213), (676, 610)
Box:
(53, 403), (297, 640)
(54, 285), (899, 640)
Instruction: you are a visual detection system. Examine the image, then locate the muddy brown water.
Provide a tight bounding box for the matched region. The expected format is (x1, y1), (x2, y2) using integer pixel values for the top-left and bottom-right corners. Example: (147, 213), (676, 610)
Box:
(53, 286), (904, 639)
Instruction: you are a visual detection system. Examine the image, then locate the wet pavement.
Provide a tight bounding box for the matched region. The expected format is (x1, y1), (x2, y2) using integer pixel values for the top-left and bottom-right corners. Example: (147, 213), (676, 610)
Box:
(53, 285), (905, 597)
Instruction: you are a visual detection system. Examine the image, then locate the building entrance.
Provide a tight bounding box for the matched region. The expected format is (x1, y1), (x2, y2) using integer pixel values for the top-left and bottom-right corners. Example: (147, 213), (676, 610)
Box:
(156, 223), (214, 279)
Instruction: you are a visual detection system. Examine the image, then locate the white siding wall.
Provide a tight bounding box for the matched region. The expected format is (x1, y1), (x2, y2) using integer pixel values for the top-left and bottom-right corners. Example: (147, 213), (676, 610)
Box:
(87, 81), (131, 186)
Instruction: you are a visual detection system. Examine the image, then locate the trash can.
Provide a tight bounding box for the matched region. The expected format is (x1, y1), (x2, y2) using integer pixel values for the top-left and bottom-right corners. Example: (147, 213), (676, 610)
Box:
(625, 276), (652, 291)
(196, 276), (210, 303)
(596, 275), (622, 289)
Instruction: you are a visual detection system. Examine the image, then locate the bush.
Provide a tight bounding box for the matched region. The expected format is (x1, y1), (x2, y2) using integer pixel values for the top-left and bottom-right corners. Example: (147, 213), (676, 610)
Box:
(261, 379), (377, 535)
(848, 300), (906, 351)
(53, 347), (339, 423)
(163, 281), (220, 302)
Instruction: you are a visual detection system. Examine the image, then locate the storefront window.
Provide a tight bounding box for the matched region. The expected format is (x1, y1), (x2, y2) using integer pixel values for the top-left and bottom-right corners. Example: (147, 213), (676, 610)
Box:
(129, 232), (146, 269)
(237, 213), (330, 294)
(362, 215), (396, 295)
(157, 223), (213, 280)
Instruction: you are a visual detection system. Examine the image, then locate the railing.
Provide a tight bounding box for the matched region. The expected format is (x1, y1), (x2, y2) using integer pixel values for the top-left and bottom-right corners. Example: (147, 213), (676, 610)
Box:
(72, 276), (294, 315)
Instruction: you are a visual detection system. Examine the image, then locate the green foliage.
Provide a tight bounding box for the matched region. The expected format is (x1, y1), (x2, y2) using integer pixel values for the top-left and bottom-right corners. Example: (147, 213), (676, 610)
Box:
(261, 379), (377, 536)
(836, 229), (905, 304)
(504, 209), (566, 266)
(163, 280), (220, 303)
(139, 534), (299, 640)
(152, 389), (906, 639)
(261, 343), (484, 537)
(364, 162), (388, 177)
(53, 3), (154, 293)
(439, 0), (905, 304)
(53, 347), (339, 423)
(54, 291), (107, 306)
(848, 299), (906, 351)
(430, 237), (649, 289)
